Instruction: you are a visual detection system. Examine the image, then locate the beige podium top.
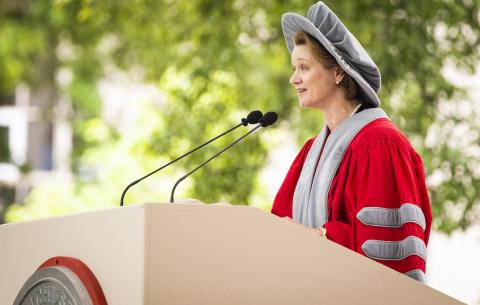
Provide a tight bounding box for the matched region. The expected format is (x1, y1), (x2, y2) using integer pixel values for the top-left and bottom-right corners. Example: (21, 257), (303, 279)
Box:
(0, 203), (463, 305)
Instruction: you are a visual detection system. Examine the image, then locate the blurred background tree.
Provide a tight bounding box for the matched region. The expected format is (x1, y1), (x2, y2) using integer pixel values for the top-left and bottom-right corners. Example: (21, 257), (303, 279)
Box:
(1, 0), (479, 234)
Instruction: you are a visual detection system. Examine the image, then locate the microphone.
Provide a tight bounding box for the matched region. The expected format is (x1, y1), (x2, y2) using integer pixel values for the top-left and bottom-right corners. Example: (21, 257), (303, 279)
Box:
(170, 111), (278, 203)
(242, 110), (263, 126)
(259, 111), (278, 127)
(119, 110), (263, 206)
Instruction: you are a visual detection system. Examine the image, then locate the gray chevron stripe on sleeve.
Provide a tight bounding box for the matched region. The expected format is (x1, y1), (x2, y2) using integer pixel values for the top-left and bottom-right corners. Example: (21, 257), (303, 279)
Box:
(356, 203), (426, 231)
(404, 269), (426, 283)
(361, 236), (427, 261)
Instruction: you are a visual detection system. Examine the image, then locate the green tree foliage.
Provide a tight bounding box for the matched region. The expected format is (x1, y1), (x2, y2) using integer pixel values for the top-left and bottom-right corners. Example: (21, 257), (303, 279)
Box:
(2, 0), (480, 233)
(0, 0), (105, 166)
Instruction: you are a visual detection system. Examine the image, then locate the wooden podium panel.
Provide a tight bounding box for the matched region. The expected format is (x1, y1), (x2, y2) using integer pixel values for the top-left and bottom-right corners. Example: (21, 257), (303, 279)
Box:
(0, 203), (463, 305)
(0, 205), (147, 304)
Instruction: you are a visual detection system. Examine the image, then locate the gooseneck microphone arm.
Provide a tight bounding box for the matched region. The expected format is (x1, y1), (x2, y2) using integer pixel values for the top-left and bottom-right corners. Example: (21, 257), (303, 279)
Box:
(119, 110), (263, 206)
(169, 125), (262, 203)
(170, 111), (278, 203)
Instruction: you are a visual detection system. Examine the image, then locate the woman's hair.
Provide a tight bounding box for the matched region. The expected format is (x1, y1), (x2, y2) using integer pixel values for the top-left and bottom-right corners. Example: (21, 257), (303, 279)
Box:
(294, 31), (359, 101)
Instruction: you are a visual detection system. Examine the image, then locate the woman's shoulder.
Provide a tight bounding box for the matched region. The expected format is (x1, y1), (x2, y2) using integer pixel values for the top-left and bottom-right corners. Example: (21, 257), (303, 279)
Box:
(350, 118), (412, 150)
(297, 136), (316, 152)
(291, 136), (317, 163)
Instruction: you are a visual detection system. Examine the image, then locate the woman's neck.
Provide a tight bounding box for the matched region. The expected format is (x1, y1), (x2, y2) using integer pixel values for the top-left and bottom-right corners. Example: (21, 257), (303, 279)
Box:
(323, 97), (360, 131)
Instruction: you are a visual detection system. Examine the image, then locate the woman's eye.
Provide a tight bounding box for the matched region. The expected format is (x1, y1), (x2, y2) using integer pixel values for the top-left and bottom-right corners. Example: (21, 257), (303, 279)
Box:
(292, 65), (308, 71)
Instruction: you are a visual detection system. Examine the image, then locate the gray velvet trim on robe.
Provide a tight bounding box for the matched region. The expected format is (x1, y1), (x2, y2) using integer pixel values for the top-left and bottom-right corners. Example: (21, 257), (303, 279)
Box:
(293, 108), (389, 228)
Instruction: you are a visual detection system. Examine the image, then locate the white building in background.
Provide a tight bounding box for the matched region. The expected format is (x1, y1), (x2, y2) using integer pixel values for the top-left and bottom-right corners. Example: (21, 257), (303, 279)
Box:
(0, 84), (72, 220)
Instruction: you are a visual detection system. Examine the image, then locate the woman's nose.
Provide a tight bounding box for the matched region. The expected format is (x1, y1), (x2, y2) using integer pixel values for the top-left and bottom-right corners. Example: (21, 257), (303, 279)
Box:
(290, 72), (300, 85)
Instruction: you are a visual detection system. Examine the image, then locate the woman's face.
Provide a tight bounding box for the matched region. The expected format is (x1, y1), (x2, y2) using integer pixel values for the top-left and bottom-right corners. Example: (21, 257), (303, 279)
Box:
(290, 45), (338, 109)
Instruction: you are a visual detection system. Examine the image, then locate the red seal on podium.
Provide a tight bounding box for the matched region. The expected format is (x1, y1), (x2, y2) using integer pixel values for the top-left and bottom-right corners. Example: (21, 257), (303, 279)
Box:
(14, 256), (107, 305)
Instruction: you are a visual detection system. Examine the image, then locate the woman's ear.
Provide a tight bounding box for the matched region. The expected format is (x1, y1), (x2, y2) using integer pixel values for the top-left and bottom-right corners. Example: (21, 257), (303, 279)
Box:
(334, 67), (345, 84)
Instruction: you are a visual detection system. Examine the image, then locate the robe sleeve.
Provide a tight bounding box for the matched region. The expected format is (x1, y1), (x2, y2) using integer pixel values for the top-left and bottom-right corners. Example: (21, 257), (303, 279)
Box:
(325, 135), (432, 282)
(271, 138), (316, 218)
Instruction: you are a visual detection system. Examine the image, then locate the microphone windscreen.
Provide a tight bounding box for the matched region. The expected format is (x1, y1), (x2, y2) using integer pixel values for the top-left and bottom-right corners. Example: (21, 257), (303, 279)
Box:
(260, 112), (278, 127)
(246, 110), (263, 124)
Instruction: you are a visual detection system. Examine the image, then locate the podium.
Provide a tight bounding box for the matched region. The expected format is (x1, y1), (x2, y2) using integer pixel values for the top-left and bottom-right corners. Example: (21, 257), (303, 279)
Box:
(0, 203), (462, 304)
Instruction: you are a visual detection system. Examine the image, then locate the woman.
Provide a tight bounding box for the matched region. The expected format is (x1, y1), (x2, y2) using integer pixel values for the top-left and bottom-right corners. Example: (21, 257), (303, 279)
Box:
(272, 1), (432, 283)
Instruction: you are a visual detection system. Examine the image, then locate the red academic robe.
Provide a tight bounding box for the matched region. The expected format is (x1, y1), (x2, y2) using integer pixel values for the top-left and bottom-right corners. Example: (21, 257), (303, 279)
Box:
(272, 118), (432, 277)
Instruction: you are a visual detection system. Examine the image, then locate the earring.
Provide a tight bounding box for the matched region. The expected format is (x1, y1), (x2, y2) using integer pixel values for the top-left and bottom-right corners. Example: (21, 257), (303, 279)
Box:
(336, 80), (340, 85)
